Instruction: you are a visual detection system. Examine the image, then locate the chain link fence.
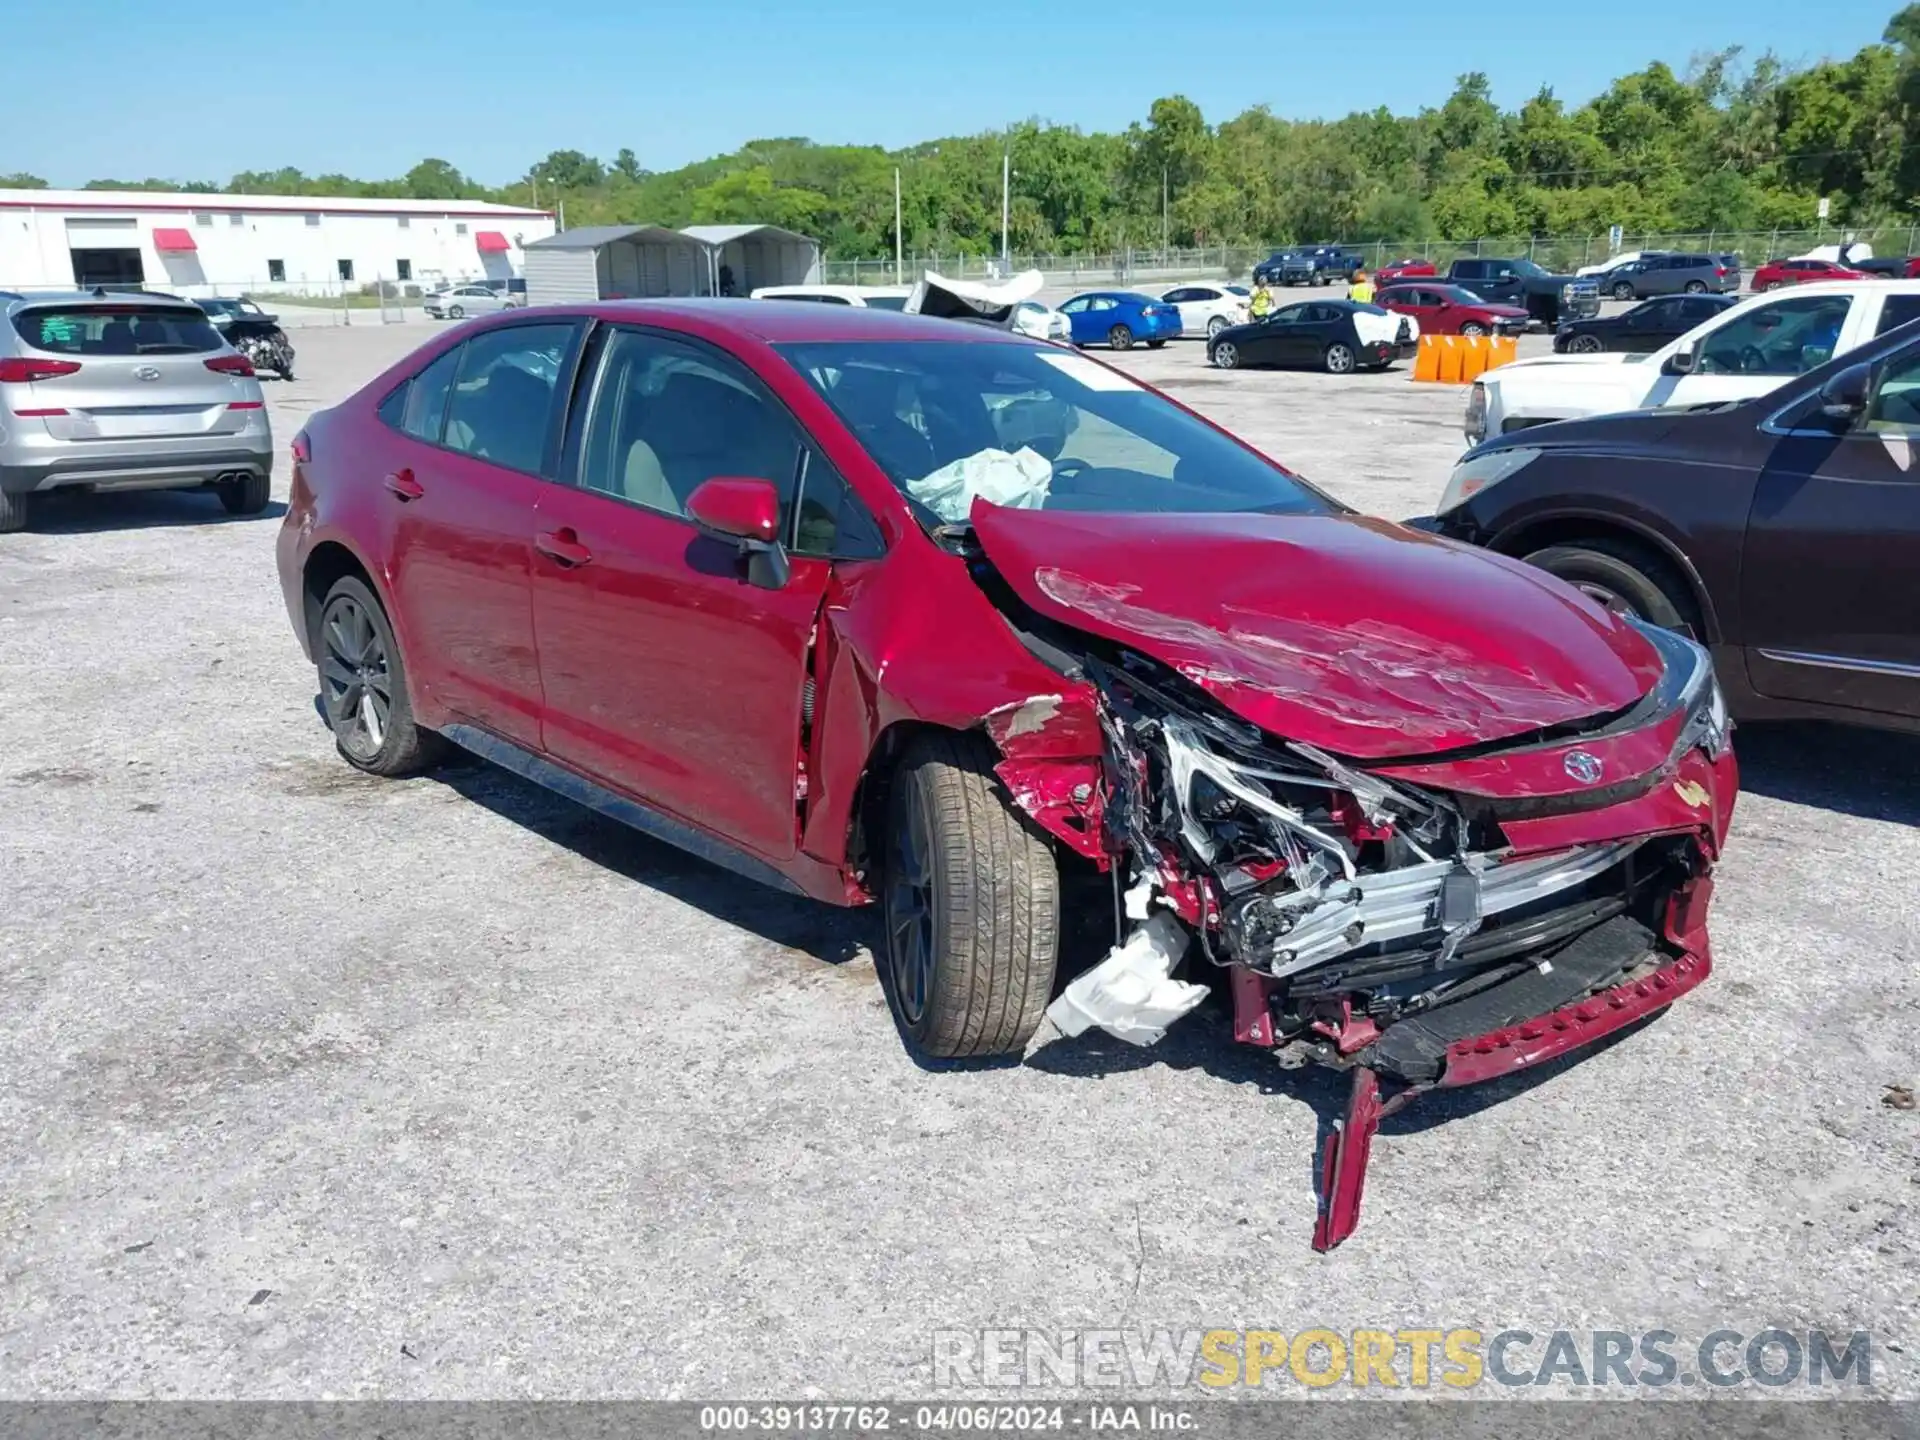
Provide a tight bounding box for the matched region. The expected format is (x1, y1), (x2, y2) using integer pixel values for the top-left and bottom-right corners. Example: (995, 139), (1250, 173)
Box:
(0, 277), (454, 326)
(822, 227), (1920, 288)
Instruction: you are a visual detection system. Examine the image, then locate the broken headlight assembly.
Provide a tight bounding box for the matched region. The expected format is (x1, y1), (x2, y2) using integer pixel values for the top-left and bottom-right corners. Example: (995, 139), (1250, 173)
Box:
(1630, 615), (1731, 761)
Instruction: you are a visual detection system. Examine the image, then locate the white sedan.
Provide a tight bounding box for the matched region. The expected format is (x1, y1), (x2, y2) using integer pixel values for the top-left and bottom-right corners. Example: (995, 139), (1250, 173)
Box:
(423, 284), (519, 319)
(1160, 282), (1251, 340)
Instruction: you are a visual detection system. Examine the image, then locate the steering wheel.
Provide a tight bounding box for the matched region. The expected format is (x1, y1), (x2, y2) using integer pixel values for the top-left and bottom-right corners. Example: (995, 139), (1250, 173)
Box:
(1739, 345), (1769, 374)
(1050, 457), (1091, 485)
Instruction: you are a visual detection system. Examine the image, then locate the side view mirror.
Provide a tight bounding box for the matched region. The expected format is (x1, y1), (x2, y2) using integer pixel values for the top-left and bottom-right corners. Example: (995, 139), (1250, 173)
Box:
(685, 475), (789, 588)
(1662, 346), (1698, 377)
(1817, 361), (1872, 422)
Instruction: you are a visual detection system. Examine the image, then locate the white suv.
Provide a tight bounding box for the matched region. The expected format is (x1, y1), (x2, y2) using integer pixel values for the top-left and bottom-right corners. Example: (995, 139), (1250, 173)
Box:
(1465, 280), (1920, 443)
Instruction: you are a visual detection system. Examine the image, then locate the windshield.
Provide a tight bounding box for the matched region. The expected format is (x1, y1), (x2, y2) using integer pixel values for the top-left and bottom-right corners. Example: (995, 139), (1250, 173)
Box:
(776, 340), (1333, 523)
(1510, 259), (1549, 278)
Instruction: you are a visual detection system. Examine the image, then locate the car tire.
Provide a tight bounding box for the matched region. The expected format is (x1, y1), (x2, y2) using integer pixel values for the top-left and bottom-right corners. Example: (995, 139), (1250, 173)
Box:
(1568, 333), (1604, 353)
(1211, 341), (1239, 369)
(1612, 281), (1636, 301)
(315, 575), (448, 777)
(1207, 315), (1229, 339)
(1146, 338), (1166, 349)
(217, 471), (271, 515)
(1684, 280), (1708, 294)
(0, 489), (31, 534)
(448, 304), (465, 319)
(1323, 342), (1356, 374)
(881, 730), (1061, 1060)
(1108, 324), (1134, 350)
(1762, 280), (1781, 292)
(1460, 321), (1487, 337)
(1523, 539), (1700, 637)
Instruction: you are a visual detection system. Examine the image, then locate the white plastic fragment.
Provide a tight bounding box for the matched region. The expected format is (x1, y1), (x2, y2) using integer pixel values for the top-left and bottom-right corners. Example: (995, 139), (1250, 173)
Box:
(1046, 911), (1208, 1048)
(1122, 878), (1154, 922)
(904, 446), (1052, 522)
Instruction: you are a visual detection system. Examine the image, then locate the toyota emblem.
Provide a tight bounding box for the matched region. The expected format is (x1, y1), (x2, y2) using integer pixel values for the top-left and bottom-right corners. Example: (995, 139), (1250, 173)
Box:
(1563, 750), (1604, 785)
(133, 365), (161, 381)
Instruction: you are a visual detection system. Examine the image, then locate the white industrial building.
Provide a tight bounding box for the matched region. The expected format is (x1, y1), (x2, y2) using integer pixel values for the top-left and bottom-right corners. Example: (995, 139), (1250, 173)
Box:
(0, 188), (555, 296)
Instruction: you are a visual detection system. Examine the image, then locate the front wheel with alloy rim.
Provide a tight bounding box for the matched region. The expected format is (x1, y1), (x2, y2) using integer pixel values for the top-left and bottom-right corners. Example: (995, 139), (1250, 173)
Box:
(1460, 321), (1487, 337)
(881, 731), (1061, 1059)
(1323, 342), (1356, 374)
(1568, 333), (1604, 353)
(316, 575), (447, 776)
(1108, 323), (1135, 350)
(1523, 538), (1700, 638)
(1612, 281), (1636, 301)
(1211, 341), (1239, 369)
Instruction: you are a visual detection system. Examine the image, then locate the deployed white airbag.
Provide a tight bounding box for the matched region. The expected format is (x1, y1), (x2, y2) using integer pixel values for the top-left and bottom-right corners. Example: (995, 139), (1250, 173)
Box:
(1046, 912), (1208, 1047)
(904, 446), (1052, 522)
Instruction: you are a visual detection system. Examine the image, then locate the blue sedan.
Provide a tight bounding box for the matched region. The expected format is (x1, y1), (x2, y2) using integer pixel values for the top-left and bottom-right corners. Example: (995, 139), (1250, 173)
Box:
(1057, 291), (1184, 350)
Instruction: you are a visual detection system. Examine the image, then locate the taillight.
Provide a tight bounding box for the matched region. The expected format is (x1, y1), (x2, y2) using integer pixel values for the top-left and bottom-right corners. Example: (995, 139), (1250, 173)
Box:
(205, 353), (255, 377)
(0, 357), (82, 383)
(1716, 266), (1729, 277)
(228, 400), (264, 410)
(291, 431), (311, 464)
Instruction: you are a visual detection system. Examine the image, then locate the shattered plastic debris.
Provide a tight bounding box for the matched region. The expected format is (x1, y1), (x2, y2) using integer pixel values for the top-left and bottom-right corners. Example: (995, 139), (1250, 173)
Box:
(1046, 911), (1208, 1047)
(905, 447), (1052, 523)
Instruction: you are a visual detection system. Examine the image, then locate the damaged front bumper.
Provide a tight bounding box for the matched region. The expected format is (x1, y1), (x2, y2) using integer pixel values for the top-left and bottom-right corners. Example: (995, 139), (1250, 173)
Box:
(1022, 617), (1737, 1251)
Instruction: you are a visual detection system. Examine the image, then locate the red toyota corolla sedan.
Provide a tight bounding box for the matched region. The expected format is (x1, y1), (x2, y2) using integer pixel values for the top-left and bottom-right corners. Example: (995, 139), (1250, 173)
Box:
(1376, 282), (1531, 336)
(276, 301), (1736, 1249)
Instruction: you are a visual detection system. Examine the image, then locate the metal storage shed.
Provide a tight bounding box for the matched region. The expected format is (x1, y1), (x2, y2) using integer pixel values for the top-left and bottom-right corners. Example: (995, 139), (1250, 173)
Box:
(522, 224), (713, 305)
(682, 224), (822, 294)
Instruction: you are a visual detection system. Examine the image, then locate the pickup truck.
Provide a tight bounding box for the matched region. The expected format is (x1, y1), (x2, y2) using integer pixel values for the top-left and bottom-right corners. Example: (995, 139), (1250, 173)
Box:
(1253, 246), (1364, 287)
(1463, 279), (1920, 443)
(1442, 257), (1600, 326)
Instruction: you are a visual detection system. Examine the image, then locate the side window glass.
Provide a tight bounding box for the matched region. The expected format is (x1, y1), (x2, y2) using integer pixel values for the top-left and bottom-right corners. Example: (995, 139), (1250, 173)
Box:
(793, 446), (884, 557)
(442, 323), (576, 474)
(398, 347), (460, 443)
(1696, 298), (1851, 377)
(1270, 305), (1302, 324)
(578, 328), (802, 523)
(1875, 294), (1920, 337)
(1865, 350), (1920, 433)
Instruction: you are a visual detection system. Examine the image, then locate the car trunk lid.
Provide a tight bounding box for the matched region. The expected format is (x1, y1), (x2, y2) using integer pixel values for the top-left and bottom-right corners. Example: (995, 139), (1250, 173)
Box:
(969, 505), (1665, 760)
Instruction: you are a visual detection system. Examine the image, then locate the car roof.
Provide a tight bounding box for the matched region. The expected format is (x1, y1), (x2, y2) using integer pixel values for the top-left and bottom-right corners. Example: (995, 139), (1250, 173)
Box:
(3, 288), (204, 314)
(539, 297), (1036, 346)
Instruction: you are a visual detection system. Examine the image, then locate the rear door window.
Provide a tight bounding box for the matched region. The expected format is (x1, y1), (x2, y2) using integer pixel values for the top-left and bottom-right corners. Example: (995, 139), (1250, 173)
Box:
(1874, 294), (1920, 337)
(14, 304), (222, 355)
(441, 322), (578, 474)
(393, 348), (461, 443)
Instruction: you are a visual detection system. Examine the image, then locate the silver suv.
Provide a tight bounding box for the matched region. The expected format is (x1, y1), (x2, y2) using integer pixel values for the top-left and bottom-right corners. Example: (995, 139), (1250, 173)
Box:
(0, 289), (273, 533)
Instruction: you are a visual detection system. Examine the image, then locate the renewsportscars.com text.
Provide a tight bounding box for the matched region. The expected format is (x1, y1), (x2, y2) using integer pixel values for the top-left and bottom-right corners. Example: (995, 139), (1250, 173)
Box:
(931, 1327), (1876, 1391)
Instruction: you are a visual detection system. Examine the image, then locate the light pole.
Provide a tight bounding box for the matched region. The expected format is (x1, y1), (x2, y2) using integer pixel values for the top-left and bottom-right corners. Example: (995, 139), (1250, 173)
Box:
(1162, 165), (1169, 261)
(895, 167), (904, 285)
(1001, 151), (1011, 272)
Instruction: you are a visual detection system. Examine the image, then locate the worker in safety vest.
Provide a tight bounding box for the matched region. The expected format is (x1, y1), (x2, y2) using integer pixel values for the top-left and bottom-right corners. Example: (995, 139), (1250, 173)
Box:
(1249, 280), (1274, 320)
(1347, 270), (1375, 304)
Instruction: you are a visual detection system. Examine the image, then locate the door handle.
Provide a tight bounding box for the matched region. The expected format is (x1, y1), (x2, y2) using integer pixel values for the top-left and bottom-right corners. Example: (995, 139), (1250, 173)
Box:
(535, 528), (593, 568)
(384, 468), (424, 501)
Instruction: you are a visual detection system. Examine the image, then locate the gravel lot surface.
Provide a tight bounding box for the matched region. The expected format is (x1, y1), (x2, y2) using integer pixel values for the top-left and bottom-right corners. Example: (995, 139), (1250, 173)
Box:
(2, 319), (1916, 1400)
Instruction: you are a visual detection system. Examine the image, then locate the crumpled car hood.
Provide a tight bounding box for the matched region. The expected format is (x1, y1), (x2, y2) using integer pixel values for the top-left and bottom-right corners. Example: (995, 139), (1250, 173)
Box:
(969, 505), (1665, 760)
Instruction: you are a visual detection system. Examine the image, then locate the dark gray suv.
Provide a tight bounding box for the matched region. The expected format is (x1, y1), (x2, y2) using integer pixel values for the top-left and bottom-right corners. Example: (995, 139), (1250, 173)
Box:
(1601, 253), (1739, 300)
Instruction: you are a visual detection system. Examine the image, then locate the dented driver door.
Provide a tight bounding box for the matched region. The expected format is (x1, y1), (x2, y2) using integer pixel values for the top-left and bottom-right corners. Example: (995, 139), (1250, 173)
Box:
(530, 326), (829, 863)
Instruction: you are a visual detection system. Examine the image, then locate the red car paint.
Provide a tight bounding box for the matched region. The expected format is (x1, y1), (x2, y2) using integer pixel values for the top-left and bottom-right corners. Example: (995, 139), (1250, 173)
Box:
(1374, 258), (1438, 285)
(1751, 258), (1870, 289)
(1375, 283), (1530, 335)
(278, 301), (1735, 1252)
(968, 506), (1663, 760)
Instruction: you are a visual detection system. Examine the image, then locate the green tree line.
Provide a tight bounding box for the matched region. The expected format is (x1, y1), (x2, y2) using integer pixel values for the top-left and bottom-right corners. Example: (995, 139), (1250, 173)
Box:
(9, 9), (1920, 255)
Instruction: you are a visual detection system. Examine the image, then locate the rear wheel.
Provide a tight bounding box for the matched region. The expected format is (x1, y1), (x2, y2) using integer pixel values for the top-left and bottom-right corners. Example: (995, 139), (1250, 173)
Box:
(1523, 538), (1699, 638)
(1762, 280), (1782, 292)
(0, 489), (30, 534)
(1612, 280), (1636, 301)
(1211, 341), (1239, 369)
(1108, 324), (1134, 350)
(1323, 342), (1356, 374)
(1207, 315), (1229, 339)
(1684, 280), (1708, 294)
(217, 472), (271, 515)
(448, 304), (465, 319)
(881, 731), (1060, 1059)
(315, 576), (447, 776)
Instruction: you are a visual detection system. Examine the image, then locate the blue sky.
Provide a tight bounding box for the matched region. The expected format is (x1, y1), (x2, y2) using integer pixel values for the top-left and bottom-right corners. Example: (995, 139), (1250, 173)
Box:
(13, 0), (1900, 186)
